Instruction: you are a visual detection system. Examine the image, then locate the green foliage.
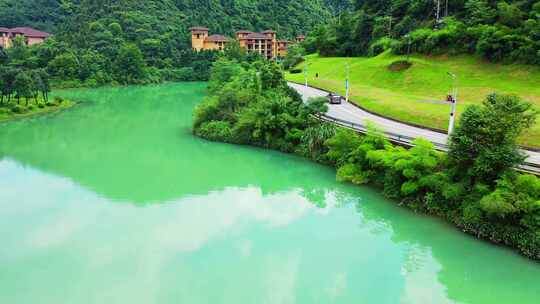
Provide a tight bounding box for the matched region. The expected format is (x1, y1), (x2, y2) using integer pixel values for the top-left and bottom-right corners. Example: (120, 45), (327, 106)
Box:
(48, 52), (79, 80)
(196, 121), (234, 142)
(448, 93), (537, 186)
(13, 71), (34, 104)
(197, 52), (540, 259)
(480, 174), (540, 221)
(283, 44), (305, 70)
(299, 123), (336, 160)
(10, 104), (26, 114)
(194, 57), (328, 154)
(113, 44), (147, 85)
(0, 0), (345, 86)
(306, 0), (540, 65)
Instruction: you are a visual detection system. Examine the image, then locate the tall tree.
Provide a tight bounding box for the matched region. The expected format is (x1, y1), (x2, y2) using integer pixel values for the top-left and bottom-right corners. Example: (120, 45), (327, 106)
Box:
(448, 93), (537, 186)
(13, 71), (34, 105)
(113, 43), (146, 84)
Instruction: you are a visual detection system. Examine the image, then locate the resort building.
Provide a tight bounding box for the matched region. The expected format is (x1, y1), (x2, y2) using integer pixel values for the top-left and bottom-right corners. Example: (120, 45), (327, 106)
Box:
(0, 27), (51, 49)
(191, 27), (304, 59)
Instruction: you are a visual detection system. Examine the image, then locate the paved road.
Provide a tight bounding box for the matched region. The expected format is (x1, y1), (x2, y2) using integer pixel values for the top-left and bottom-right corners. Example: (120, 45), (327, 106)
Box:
(288, 82), (540, 167)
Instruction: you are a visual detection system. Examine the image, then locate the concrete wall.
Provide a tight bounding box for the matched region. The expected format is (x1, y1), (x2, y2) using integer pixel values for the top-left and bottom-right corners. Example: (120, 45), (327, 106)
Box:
(203, 41), (222, 50)
(191, 31), (208, 51)
(0, 35), (46, 48)
(0, 34), (11, 48)
(27, 37), (45, 46)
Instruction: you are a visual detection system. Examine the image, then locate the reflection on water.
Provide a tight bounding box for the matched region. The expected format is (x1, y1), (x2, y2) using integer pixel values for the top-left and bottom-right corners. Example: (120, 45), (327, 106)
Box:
(1, 83), (539, 304)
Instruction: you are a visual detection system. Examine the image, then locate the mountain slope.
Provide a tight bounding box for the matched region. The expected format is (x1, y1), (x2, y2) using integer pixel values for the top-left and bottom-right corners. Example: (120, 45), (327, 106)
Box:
(0, 0), (337, 39)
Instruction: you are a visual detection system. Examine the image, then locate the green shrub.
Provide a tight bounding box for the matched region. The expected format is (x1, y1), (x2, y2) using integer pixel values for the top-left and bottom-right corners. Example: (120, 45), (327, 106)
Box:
(387, 60), (412, 72)
(193, 97), (221, 129)
(195, 121), (233, 142)
(11, 104), (27, 113)
(289, 69), (302, 74)
(54, 96), (64, 104)
(160, 67), (196, 81)
(46, 101), (56, 107)
(370, 37), (398, 56)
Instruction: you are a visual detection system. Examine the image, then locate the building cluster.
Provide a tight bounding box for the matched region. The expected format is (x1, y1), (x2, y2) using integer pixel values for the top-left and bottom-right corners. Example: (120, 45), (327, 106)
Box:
(0, 27), (51, 49)
(191, 27), (305, 59)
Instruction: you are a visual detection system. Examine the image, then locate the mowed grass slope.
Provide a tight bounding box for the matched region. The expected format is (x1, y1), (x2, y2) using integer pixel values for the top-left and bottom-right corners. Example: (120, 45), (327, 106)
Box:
(286, 52), (540, 147)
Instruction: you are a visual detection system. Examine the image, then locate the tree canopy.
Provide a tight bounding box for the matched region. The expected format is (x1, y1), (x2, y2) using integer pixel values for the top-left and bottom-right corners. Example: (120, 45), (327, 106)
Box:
(305, 0), (540, 65)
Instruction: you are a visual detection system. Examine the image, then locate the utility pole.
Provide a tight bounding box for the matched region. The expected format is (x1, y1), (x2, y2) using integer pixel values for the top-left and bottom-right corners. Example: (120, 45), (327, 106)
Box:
(406, 35), (411, 61)
(344, 62), (350, 103)
(435, 0), (441, 24)
(447, 72), (458, 136)
(304, 63), (308, 87)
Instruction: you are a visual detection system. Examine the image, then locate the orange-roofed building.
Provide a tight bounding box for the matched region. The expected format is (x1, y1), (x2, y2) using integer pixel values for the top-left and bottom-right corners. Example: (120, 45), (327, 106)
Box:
(0, 27), (51, 49)
(191, 26), (303, 60)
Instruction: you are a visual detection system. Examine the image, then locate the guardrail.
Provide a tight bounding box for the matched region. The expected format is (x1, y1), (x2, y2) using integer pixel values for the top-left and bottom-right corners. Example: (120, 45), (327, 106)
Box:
(318, 114), (447, 150)
(317, 114), (540, 176)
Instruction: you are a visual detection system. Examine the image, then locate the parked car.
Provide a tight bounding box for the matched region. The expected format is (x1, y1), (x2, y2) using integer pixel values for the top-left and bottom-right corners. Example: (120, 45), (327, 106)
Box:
(327, 93), (344, 104)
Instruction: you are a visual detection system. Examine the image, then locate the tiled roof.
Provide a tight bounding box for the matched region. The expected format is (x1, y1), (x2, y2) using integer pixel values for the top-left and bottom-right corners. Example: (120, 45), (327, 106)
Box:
(0, 27), (10, 33)
(205, 34), (229, 42)
(246, 33), (270, 39)
(236, 30), (253, 34)
(296, 35), (306, 39)
(9, 27), (50, 38)
(190, 26), (209, 31)
(262, 30), (276, 33)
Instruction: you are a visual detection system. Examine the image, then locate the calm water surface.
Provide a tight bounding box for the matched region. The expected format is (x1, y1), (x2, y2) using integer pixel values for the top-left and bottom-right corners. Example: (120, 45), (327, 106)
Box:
(0, 83), (539, 304)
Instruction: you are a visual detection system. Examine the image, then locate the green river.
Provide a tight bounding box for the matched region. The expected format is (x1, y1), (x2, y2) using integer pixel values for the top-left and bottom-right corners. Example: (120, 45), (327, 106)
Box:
(0, 83), (539, 304)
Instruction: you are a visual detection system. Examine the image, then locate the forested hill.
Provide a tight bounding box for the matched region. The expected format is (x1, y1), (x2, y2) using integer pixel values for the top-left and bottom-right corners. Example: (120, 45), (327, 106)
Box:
(0, 0), (350, 87)
(306, 0), (540, 65)
(0, 0), (341, 38)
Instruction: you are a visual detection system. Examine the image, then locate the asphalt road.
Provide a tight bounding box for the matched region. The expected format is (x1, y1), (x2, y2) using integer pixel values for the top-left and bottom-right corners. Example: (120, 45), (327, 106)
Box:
(288, 82), (540, 166)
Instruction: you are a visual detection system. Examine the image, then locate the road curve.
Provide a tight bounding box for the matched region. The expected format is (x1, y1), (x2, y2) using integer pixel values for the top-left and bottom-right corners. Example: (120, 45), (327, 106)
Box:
(288, 82), (540, 167)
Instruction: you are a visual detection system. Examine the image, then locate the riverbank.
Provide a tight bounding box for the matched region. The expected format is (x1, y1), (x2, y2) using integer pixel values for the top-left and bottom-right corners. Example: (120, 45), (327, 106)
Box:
(0, 97), (75, 123)
(194, 57), (540, 260)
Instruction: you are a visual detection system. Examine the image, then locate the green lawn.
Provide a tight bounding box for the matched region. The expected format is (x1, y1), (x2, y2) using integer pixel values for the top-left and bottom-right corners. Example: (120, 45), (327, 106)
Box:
(285, 52), (540, 147)
(0, 98), (74, 123)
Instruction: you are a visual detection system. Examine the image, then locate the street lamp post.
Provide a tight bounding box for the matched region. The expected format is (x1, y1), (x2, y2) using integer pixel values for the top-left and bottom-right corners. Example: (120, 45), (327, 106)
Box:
(344, 62), (350, 103)
(447, 72), (458, 135)
(304, 62), (308, 87)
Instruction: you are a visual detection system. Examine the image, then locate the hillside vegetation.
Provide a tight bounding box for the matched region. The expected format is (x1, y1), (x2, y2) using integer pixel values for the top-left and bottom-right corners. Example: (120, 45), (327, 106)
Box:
(0, 0), (340, 87)
(305, 0), (540, 65)
(0, 0), (337, 38)
(286, 52), (540, 146)
(195, 52), (540, 260)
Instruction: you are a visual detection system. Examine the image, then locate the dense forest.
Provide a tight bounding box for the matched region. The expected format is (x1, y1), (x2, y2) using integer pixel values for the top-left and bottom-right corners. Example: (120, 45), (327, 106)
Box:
(305, 0), (540, 65)
(0, 0), (340, 38)
(0, 0), (342, 87)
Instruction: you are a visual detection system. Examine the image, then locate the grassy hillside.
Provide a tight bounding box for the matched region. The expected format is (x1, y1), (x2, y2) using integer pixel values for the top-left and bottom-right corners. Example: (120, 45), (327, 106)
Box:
(285, 52), (540, 147)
